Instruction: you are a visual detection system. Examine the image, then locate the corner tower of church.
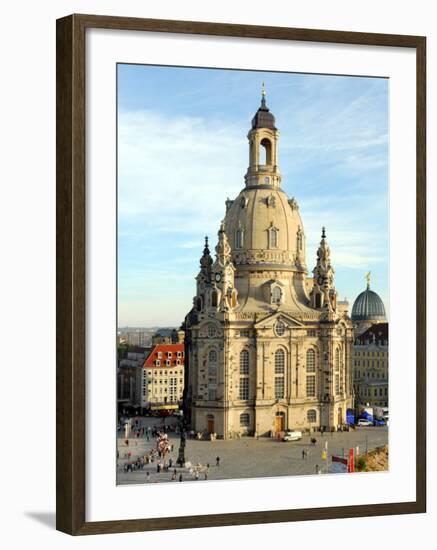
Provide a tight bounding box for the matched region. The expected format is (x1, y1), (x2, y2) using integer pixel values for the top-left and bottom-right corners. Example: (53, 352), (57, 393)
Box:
(184, 88), (354, 439)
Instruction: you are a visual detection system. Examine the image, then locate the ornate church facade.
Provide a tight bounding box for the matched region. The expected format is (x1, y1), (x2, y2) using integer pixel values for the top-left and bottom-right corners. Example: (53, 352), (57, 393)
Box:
(183, 90), (354, 439)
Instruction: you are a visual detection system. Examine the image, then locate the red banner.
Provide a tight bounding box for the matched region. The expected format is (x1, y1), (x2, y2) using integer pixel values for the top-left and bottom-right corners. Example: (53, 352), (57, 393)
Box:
(348, 448), (355, 472)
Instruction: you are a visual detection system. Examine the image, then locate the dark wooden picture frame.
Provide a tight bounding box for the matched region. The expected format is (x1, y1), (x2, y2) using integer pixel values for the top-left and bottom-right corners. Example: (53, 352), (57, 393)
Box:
(56, 13), (426, 535)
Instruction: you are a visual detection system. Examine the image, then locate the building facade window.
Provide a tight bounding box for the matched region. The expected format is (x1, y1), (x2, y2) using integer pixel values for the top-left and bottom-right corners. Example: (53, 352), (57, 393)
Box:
(306, 375), (316, 397)
(240, 350), (249, 374)
(235, 227), (244, 249)
(306, 348), (316, 373)
(239, 377), (249, 400)
(268, 225), (278, 248)
(274, 349), (285, 399)
(307, 409), (317, 423)
(208, 349), (217, 400)
(239, 350), (249, 400)
(272, 287), (282, 305)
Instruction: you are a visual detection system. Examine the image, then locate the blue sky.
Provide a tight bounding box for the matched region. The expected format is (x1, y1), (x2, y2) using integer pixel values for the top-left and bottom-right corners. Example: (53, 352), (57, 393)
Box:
(117, 64), (388, 327)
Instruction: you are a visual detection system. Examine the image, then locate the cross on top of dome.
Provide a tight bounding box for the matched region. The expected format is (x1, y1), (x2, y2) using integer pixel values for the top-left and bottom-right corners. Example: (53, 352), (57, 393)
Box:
(251, 84), (277, 130)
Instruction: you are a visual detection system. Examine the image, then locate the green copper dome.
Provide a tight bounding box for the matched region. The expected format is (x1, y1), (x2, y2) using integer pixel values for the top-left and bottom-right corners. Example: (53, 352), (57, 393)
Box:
(352, 287), (386, 321)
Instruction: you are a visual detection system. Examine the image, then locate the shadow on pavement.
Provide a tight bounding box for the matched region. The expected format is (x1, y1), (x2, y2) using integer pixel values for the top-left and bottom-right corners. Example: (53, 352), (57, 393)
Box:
(25, 511), (56, 529)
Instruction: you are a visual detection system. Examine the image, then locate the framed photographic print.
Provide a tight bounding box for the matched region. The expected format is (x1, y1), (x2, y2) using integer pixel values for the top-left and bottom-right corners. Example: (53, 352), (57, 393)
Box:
(56, 14), (426, 535)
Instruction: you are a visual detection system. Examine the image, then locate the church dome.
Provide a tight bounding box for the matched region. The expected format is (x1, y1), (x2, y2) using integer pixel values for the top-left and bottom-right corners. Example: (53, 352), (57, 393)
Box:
(352, 285), (386, 321)
(224, 188), (305, 270)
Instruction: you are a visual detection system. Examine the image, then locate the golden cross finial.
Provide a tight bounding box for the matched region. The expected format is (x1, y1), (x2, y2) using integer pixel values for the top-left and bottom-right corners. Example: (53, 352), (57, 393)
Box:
(366, 271), (371, 288)
(261, 82), (266, 98)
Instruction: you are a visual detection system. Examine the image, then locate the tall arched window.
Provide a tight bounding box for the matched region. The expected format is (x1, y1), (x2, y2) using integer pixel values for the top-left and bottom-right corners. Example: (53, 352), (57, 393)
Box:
(211, 290), (218, 307)
(306, 349), (316, 398)
(306, 349), (316, 372)
(274, 349), (285, 399)
(307, 409), (317, 423)
(260, 138), (272, 165)
(268, 225), (278, 248)
(275, 349), (285, 374)
(335, 348), (340, 371)
(239, 350), (249, 400)
(208, 349), (217, 400)
(235, 227), (244, 248)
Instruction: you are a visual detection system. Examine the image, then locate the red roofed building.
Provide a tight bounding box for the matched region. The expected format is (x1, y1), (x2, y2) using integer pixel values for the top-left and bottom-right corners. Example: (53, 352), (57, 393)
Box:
(141, 344), (185, 409)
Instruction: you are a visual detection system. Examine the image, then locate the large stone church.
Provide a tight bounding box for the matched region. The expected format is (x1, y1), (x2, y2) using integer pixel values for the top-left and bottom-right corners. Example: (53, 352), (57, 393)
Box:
(183, 89), (354, 439)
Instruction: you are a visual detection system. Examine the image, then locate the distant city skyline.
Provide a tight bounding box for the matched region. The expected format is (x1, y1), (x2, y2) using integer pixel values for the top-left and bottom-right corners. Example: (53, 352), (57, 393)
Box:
(118, 64), (389, 326)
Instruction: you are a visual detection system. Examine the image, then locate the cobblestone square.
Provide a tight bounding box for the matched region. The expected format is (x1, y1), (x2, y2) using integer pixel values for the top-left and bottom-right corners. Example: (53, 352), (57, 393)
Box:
(117, 417), (388, 485)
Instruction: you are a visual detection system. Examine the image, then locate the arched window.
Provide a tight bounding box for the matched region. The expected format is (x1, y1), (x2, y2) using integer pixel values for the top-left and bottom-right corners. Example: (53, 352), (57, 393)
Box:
(274, 349), (285, 399)
(260, 138), (272, 165)
(272, 286), (282, 304)
(240, 350), (249, 374)
(208, 349), (217, 400)
(297, 228), (303, 251)
(239, 350), (249, 400)
(235, 227), (244, 248)
(275, 349), (285, 374)
(307, 409), (317, 423)
(306, 349), (316, 372)
(335, 348), (340, 371)
(240, 413), (250, 427)
(211, 290), (218, 307)
(268, 225), (278, 248)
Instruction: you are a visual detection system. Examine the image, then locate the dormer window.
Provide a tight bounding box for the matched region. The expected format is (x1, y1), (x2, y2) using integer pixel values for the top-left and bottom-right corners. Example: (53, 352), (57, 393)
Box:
(272, 286), (282, 304)
(167, 352), (172, 358)
(235, 226), (244, 249)
(156, 360), (161, 366)
(268, 224), (278, 248)
(157, 352), (162, 358)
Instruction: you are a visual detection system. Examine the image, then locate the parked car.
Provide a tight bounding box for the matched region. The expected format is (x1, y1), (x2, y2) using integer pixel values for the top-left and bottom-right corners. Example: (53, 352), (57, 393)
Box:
(283, 430), (302, 441)
(357, 418), (373, 427)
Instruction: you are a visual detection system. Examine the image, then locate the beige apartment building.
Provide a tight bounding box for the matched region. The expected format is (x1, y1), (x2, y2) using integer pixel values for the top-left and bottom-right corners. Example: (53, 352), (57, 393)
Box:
(353, 322), (389, 408)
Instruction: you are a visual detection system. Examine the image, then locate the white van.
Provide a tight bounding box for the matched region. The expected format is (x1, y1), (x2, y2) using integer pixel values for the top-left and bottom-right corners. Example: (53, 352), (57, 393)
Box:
(283, 430), (302, 442)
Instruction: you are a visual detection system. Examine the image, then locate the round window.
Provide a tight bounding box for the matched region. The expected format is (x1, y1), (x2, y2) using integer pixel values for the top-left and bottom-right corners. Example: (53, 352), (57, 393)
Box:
(275, 321), (286, 336)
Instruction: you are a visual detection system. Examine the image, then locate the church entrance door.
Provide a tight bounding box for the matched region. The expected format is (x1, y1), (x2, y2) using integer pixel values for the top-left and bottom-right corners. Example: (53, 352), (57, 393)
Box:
(207, 416), (215, 433)
(275, 412), (285, 433)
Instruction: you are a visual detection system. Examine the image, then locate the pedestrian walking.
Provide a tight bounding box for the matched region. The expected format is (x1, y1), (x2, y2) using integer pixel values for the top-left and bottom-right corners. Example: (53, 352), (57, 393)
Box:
(179, 474), (183, 482)
(146, 471), (150, 482)
(302, 449), (306, 459)
(204, 471), (208, 480)
(216, 456), (220, 467)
